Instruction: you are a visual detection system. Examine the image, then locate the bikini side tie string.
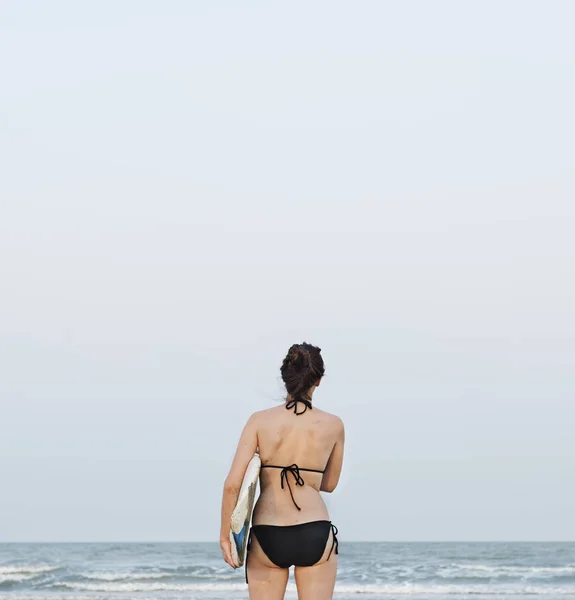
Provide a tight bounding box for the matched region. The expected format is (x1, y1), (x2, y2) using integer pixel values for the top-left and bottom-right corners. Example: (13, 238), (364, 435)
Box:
(327, 523), (339, 560)
(245, 528), (252, 584)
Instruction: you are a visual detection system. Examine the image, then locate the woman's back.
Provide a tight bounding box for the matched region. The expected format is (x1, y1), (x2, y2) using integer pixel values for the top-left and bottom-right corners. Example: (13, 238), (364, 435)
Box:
(254, 402), (343, 526)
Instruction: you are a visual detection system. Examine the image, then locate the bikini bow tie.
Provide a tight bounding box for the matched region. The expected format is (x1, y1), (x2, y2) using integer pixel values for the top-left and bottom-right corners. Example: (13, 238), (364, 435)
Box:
(285, 398), (313, 415)
(279, 464), (305, 510)
(280, 464), (305, 488)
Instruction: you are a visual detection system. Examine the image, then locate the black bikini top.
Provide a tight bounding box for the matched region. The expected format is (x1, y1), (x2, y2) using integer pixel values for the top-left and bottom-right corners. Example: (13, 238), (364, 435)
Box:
(260, 397), (325, 511)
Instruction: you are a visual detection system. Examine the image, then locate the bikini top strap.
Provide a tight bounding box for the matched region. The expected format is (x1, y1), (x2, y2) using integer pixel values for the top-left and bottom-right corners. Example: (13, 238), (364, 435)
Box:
(261, 464), (325, 474)
(285, 397), (312, 415)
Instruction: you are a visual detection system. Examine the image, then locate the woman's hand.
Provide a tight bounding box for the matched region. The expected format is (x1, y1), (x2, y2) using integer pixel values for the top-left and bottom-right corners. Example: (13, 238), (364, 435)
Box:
(220, 536), (238, 568)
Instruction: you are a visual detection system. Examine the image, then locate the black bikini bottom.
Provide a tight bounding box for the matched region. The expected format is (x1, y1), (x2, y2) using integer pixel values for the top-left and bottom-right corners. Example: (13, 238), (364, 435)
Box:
(245, 520), (339, 583)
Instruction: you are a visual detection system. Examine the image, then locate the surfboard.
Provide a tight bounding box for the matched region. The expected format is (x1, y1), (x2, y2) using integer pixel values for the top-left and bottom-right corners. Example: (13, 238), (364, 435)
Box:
(230, 453), (261, 567)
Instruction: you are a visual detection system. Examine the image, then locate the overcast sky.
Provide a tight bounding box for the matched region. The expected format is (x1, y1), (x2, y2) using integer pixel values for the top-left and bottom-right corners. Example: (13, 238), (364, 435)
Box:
(1, 0), (574, 543)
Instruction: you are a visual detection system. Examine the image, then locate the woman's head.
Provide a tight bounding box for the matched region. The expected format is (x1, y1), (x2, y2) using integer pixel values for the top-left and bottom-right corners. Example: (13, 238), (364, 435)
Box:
(280, 342), (325, 403)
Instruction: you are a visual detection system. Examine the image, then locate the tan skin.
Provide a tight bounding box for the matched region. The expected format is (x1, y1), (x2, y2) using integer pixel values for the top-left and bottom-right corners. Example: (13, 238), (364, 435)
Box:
(220, 380), (345, 600)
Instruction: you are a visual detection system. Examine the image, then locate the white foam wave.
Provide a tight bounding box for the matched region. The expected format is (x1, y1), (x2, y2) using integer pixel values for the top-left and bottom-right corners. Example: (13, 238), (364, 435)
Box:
(334, 583), (575, 595)
(449, 564), (575, 575)
(0, 566), (58, 575)
(53, 580), (575, 595)
(0, 574), (38, 583)
(0, 597), (97, 600)
(80, 571), (169, 581)
(55, 581), (248, 592)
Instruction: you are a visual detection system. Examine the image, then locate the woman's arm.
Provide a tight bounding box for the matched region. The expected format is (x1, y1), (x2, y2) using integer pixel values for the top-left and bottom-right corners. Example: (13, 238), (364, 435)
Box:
(320, 417), (345, 493)
(219, 412), (259, 567)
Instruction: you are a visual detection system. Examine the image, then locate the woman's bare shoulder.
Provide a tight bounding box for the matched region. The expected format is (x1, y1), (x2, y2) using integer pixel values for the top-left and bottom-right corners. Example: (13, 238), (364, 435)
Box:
(314, 407), (344, 428)
(248, 405), (283, 421)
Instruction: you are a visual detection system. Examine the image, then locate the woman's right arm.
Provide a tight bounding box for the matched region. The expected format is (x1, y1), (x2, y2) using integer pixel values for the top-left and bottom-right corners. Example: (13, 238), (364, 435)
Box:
(219, 412), (259, 567)
(320, 417), (345, 493)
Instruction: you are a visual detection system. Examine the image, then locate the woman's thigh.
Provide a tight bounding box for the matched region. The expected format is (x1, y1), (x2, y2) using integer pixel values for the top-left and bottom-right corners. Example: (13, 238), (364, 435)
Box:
(246, 532), (289, 600)
(293, 528), (338, 600)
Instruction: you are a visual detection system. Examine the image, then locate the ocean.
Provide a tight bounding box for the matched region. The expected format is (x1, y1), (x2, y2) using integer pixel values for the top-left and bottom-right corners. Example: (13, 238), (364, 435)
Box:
(1, 542), (574, 600)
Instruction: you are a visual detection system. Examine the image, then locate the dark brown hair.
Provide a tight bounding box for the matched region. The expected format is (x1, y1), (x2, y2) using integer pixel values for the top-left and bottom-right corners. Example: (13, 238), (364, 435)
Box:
(280, 342), (325, 404)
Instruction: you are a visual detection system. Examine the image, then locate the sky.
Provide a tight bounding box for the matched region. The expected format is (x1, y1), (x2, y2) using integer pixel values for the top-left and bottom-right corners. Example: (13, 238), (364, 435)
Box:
(1, 0), (574, 542)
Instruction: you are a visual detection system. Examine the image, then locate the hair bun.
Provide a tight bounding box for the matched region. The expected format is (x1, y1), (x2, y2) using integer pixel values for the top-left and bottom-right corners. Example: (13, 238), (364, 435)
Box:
(287, 345), (311, 368)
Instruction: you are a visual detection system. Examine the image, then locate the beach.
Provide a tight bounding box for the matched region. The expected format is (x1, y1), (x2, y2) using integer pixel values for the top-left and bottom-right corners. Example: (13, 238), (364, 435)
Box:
(2, 541), (574, 600)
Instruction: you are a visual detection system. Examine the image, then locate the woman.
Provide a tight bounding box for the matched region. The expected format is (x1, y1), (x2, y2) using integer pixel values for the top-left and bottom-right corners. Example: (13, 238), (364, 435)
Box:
(220, 342), (345, 600)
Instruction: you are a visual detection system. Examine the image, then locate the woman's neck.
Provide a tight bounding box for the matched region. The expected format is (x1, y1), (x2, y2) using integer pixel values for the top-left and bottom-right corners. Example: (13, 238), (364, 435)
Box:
(287, 393), (313, 404)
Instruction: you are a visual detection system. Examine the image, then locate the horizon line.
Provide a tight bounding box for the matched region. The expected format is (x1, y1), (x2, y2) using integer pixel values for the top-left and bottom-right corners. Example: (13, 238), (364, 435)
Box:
(2, 540), (574, 544)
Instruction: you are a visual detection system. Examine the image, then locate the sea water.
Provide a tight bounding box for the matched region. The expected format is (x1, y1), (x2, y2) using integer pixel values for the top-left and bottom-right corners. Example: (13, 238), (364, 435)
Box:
(1, 541), (574, 600)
